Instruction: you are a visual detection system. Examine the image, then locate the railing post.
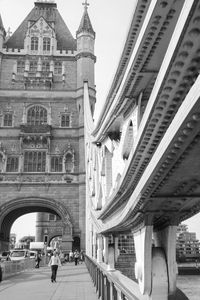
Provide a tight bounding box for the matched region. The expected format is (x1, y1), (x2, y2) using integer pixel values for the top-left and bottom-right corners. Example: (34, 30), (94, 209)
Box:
(106, 277), (111, 300)
(98, 269), (101, 298)
(115, 286), (122, 300)
(109, 281), (114, 300)
(101, 273), (105, 300)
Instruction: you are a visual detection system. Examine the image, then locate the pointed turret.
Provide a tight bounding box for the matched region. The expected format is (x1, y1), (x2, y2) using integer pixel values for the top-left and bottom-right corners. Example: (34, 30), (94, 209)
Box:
(0, 13), (6, 50)
(76, 2), (95, 37)
(76, 1), (96, 97)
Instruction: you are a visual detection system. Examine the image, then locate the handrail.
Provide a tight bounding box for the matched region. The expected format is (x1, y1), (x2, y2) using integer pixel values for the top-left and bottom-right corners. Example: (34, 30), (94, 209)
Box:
(84, 255), (146, 300)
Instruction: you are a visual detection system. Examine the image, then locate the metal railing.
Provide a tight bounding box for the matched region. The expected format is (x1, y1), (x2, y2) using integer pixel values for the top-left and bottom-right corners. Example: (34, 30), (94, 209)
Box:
(84, 255), (142, 300)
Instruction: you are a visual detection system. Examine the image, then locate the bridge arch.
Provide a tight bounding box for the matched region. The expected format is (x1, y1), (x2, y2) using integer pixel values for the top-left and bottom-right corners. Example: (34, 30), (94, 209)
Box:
(0, 197), (72, 251)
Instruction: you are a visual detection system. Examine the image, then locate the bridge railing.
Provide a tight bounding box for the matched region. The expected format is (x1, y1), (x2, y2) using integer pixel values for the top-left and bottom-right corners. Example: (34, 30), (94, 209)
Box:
(84, 255), (144, 300)
(1, 259), (35, 279)
(0, 256), (48, 280)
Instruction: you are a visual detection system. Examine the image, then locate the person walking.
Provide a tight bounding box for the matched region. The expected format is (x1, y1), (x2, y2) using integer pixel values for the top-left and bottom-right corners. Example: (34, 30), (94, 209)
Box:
(74, 249), (79, 266)
(35, 251), (41, 268)
(69, 250), (73, 262)
(48, 251), (61, 282)
(80, 250), (84, 264)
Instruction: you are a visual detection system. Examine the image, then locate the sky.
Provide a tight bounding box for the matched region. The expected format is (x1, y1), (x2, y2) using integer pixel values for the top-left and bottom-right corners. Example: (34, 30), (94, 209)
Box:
(0, 0), (200, 241)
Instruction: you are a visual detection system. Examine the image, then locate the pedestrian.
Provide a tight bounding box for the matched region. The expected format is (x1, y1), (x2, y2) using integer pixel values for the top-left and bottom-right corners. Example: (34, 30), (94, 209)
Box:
(35, 251), (41, 268)
(48, 251), (61, 282)
(80, 249), (84, 263)
(69, 250), (73, 262)
(74, 249), (79, 266)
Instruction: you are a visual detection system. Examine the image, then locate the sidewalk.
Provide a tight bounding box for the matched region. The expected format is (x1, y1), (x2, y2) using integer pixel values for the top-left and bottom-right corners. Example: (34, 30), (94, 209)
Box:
(0, 262), (99, 300)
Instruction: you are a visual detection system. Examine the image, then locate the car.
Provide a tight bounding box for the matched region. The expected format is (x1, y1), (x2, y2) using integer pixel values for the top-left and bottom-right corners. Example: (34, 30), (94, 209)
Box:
(10, 249), (30, 261)
(29, 250), (37, 259)
(0, 251), (11, 261)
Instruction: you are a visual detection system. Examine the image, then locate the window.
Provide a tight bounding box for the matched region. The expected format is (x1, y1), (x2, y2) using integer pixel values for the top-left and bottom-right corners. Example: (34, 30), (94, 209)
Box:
(27, 106), (47, 125)
(0, 154), (4, 173)
(43, 37), (50, 51)
(29, 61), (37, 72)
(54, 62), (62, 75)
(6, 157), (19, 172)
(65, 153), (73, 172)
(24, 151), (46, 172)
(49, 214), (57, 221)
(3, 113), (13, 127)
(51, 156), (62, 172)
(31, 37), (38, 51)
(17, 61), (25, 73)
(61, 114), (70, 127)
(42, 61), (50, 72)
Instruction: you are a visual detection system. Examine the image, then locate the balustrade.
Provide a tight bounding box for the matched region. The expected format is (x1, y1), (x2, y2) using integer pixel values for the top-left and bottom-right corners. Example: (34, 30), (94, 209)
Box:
(85, 255), (144, 300)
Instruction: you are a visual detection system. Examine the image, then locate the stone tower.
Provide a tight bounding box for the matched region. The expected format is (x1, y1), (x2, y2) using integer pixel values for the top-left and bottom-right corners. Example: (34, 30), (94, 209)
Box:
(0, 0), (96, 252)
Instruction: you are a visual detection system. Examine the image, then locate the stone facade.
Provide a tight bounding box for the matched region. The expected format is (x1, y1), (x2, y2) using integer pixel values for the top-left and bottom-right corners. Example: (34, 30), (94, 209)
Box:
(0, 0), (96, 252)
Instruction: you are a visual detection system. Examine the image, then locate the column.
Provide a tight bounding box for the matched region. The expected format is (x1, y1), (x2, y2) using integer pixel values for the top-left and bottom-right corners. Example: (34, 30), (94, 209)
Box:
(103, 236), (108, 264)
(133, 224), (176, 300)
(114, 236), (119, 263)
(107, 243), (115, 271)
(93, 231), (97, 259)
(105, 148), (113, 199)
(153, 226), (178, 296)
(97, 234), (103, 263)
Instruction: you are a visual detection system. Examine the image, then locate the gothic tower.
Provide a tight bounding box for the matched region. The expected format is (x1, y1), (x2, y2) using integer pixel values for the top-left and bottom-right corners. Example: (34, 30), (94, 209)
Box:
(0, 14), (6, 68)
(0, 0), (96, 252)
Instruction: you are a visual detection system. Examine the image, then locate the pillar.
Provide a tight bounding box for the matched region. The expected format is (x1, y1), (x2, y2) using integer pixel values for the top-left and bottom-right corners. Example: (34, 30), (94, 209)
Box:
(93, 231), (97, 259)
(114, 236), (119, 262)
(133, 224), (178, 300)
(97, 234), (103, 263)
(103, 236), (108, 264)
(107, 244), (115, 271)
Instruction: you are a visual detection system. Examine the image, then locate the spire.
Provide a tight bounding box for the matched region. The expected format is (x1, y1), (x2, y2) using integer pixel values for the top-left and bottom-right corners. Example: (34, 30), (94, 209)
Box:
(0, 13), (6, 34)
(77, 0), (95, 37)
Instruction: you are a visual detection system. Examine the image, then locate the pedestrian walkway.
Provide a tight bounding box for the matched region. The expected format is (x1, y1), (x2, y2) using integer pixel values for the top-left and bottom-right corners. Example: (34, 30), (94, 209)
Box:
(0, 262), (99, 300)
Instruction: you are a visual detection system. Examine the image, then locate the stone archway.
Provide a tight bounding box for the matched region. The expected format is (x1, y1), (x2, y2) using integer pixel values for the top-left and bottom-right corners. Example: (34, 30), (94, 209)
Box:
(0, 197), (73, 251)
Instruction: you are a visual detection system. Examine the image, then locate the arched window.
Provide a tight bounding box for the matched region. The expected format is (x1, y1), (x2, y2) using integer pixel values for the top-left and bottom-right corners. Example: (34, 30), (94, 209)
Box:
(42, 61), (50, 72)
(24, 151), (46, 172)
(27, 106), (47, 125)
(65, 153), (73, 172)
(31, 37), (38, 51)
(43, 37), (51, 51)
(51, 156), (62, 172)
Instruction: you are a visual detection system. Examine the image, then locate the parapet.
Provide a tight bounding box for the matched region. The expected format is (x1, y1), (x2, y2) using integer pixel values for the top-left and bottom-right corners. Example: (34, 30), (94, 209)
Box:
(2, 48), (77, 56)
